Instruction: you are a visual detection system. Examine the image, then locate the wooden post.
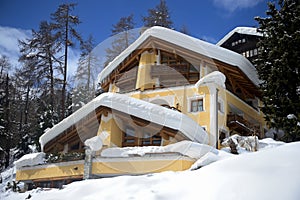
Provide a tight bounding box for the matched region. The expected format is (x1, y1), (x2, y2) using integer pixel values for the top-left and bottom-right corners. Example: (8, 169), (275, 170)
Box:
(83, 147), (94, 180)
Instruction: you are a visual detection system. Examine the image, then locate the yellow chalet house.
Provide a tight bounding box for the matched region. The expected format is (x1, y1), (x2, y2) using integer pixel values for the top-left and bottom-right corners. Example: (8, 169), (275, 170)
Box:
(16, 26), (266, 189)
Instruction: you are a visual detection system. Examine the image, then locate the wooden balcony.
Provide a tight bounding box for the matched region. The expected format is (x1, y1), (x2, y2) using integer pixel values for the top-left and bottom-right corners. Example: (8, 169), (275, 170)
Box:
(115, 67), (138, 91)
(151, 64), (197, 87)
(151, 64), (188, 78)
(227, 113), (260, 136)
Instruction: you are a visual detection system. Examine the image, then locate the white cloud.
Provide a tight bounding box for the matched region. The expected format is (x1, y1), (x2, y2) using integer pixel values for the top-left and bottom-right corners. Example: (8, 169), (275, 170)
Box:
(0, 25), (80, 77)
(213, 0), (264, 12)
(0, 26), (31, 67)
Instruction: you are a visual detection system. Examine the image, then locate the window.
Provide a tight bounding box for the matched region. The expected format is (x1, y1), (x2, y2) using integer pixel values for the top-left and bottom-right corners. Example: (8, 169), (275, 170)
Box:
(246, 51), (249, 57)
(253, 48), (258, 56)
(152, 134), (162, 145)
(125, 127), (135, 137)
(122, 126), (163, 147)
(70, 142), (80, 151)
(191, 99), (204, 112)
(122, 127), (136, 147)
(141, 132), (162, 146)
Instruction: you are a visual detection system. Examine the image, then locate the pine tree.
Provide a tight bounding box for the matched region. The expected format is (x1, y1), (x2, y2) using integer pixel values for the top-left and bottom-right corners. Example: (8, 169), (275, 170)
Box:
(51, 3), (82, 120)
(142, 0), (173, 28)
(14, 60), (41, 154)
(255, 0), (300, 142)
(19, 21), (60, 115)
(0, 56), (12, 168)
(18, 20), (65, 151)
(0, 56), (36, 168)
(0, 55), (11, 77)
(105, 14), (136, 66)
(0, 73), (21, 167)
(19, 21), (61, 131)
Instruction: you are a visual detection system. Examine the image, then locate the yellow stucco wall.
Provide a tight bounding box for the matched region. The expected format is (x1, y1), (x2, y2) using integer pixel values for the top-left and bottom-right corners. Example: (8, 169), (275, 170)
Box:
(16, 161), (84, 181)
(98, 113), (123, 147)
(130, 85), (212, 134)
(92, 158), (194, 175)
(92, 157), (195, 174)
(16, 158), (194, 181)
(136, 51), (157, 91)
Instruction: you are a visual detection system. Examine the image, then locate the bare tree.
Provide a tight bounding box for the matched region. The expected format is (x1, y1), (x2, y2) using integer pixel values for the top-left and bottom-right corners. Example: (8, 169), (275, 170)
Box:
(51, 3), (82, 119)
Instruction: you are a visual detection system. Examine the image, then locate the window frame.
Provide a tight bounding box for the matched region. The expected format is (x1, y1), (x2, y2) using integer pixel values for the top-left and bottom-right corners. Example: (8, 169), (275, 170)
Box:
(122, 126), (137, 147)
(188, 95), (205, 113)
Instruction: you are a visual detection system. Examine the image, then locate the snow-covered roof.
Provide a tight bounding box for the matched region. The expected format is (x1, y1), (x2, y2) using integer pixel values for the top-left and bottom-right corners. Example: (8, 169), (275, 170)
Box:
(195, 71), (226, 89)
(98, 26), (260, 86)
(216, 26), (263, 46)
(39, 92), (209, 150)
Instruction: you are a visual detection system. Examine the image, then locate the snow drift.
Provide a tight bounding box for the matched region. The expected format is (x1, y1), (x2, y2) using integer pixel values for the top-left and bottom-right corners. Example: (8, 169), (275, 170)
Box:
(3, 141), (299, 200)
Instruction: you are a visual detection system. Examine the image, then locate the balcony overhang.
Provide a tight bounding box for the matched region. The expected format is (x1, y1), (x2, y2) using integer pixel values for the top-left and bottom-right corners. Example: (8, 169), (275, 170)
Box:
(16, 153), (194, 182)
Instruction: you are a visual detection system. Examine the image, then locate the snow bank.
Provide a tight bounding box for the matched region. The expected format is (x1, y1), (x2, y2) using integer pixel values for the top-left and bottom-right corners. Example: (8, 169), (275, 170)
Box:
(14, 153), (45, 169)
(190, 152), (220, 170)
(164, 140), (217, 159)
(259, 138), (285, 150)
(4, 142), (299, 200)
(84, 136), (103, 151)
(222, 135), (287, 154)
(0, 166), (15, 192)
(101, 140), (216, 160)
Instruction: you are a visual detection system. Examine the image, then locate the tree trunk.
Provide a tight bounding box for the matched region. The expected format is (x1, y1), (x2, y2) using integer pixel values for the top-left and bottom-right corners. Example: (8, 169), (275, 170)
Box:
(4, 74), (11, 167)
(48, 54), (54, 115)
(61, 8), (69, 120)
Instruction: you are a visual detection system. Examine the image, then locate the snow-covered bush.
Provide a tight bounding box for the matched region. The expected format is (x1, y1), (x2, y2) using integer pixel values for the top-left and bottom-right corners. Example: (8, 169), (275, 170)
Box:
(222, 135), (259, 154)
(45, 152), (85, 163)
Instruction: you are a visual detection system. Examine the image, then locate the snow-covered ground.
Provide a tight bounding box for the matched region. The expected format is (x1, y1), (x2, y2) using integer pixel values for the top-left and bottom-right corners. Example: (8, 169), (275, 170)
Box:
(1, 139), (300, 200)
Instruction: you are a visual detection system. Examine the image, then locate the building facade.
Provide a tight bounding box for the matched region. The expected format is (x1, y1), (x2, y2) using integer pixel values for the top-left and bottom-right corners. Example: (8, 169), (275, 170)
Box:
(217, 27), (262, 64)
(16, 26), (267, 188)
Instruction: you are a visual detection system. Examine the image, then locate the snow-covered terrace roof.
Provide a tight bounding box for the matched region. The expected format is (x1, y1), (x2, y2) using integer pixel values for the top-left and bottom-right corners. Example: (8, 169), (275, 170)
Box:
(39, 92), (209, 150)
(216, 26), (263, 46)
(98, 26), (260, 86)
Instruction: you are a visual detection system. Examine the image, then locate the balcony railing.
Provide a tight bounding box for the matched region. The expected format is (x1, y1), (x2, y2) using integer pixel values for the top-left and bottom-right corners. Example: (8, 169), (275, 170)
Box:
(227, 113), (260, 136)
(115, 67), (138, 91)
(151, 64), (194, 87)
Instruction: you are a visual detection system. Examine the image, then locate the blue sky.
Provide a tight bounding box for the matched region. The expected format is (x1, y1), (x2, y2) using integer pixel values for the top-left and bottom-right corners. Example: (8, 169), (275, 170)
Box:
(0, 0), (268, 71)
(1, 0), (268, 43)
